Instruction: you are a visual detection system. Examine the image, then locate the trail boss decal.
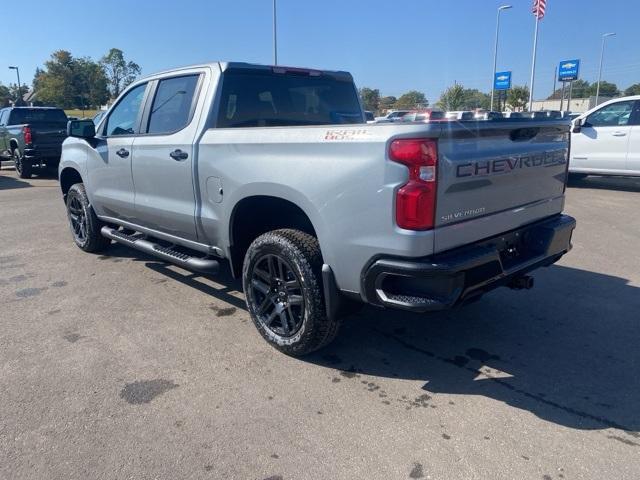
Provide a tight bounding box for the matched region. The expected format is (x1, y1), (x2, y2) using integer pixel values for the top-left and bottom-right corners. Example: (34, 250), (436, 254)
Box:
(456, 150), (566, 178)
(324, 129), (370, 141)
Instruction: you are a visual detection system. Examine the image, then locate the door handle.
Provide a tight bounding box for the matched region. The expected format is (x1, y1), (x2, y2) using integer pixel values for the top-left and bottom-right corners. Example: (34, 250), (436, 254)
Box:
(169, 149), (188, 161)
(116, 148), (129, 158)
(612, 131), (627, 136)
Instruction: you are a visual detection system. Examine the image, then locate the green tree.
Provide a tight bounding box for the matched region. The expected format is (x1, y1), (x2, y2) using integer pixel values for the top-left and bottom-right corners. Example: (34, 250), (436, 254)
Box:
(359, 87), (380, 113)
(547, 79), (591, 99)
(379, 96), (397, 111)
(74, 57), (109, 107)
(436, 84), (465, 111)
(395, 90), (428, 109)
(33, 50), (76, 108)
(33, 50), (109, 109)
(461, 89), (490, 110)
(0, 83), (10, 107)
(623, 83), (640, 96)
(624, 83), (640, 96)
(506, 85), (530, 111)
(101, 48), (141, 99)
(589, 81), (619, 98)
(6, 83), (30, 105)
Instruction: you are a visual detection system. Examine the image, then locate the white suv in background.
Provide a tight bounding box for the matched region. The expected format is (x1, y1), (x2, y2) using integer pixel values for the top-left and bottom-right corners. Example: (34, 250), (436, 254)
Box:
(570, 95), (640, 178)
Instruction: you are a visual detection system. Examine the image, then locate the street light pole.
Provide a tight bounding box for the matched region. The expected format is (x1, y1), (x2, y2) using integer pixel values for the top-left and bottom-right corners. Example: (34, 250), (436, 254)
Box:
(595, 32), (615, 106)
(490, 5), (512, 112)
(527, 14), (540, 112)
(273, 0), (278, 65)
(8, 66), (22, 105)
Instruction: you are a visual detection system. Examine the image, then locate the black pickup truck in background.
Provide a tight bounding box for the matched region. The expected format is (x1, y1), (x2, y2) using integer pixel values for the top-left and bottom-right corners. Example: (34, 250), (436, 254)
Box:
(0, 107), (68, 178)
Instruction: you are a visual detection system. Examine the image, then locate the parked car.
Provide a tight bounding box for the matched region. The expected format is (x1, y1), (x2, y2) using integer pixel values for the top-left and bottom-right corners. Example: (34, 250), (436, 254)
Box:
(374, 110), (410, 123)
(503, 111), (524, 119)
(569, 95), (640, 178)
(474, 110), (503, 120)
(401, 110), (445, 122)
(0, 106), (68, 178)
(445, 111), (475, 121)
(528, 111), (549, 119)
(93, 110), (107, 126)
(58, 61), (575, 355)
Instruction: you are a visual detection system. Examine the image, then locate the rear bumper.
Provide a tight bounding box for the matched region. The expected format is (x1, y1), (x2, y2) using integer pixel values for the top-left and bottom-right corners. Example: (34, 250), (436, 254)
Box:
(361, 214), (576, 312)
(24, 145), (62, 160)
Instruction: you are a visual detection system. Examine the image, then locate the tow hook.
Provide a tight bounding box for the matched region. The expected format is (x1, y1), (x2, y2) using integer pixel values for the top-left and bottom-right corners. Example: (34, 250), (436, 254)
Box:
(508, 275), (534, 290)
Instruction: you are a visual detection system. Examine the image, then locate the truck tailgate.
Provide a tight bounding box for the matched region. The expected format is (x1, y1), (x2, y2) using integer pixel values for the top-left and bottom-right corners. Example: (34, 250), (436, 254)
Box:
(434, 120), (570, 253)
(31, 123), (68, 146)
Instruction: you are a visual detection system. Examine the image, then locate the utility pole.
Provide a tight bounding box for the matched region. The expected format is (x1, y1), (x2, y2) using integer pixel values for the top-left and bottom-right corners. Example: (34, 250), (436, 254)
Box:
(552, 66), (557, 103)
(528, 15), (540, 111)
(272, 0), (278, 65)
(596, 32), (616, 105)
(490, 5), (512, 111)
(8, 66), (22, 105)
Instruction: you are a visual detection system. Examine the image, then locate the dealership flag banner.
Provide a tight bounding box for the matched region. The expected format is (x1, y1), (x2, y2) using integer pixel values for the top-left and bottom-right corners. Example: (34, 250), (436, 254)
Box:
(528, 0), (547, 110)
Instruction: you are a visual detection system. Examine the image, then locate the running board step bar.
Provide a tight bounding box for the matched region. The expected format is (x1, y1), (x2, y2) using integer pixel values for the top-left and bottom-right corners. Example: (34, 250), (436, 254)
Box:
(100, 226), (219, 274)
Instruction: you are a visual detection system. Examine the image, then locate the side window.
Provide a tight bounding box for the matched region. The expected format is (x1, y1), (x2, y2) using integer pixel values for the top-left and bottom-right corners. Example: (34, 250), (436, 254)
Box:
(0, 110), (7, 125)
(587, 101), (634, 127)
(147, 75), (199, 134)
(105, 83), (147, 136)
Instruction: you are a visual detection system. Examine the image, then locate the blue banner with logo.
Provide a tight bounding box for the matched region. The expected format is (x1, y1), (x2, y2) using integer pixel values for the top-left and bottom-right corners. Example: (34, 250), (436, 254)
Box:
(558, 60), (580, 81)
(494, 71), (512, 90)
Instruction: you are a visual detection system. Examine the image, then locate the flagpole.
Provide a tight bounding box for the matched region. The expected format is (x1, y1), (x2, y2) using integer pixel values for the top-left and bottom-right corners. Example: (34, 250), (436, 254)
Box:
(528, 14), (539, 112)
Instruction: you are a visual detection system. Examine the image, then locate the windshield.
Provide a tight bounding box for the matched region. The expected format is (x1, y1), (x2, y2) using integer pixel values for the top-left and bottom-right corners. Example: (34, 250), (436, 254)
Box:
(9, 108), (68, 125)
(217, 70), (363, 128)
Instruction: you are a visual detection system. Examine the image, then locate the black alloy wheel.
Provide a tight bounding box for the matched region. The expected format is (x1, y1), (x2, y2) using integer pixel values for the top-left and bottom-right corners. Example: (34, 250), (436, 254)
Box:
(249, 253), (305, 337)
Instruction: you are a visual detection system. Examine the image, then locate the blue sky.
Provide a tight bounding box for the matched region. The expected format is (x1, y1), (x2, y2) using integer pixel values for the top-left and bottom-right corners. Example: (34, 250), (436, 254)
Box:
(2, 0), (639, 102)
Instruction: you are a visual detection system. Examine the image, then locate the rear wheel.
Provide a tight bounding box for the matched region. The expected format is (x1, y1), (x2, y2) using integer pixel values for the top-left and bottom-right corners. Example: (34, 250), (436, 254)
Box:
(13, 149), (32, 179)
(65, 183), (111, 253)
(242, 229), (340, 356)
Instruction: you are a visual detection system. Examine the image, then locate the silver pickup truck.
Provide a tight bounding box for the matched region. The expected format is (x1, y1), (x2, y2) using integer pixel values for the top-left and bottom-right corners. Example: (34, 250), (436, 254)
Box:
(59, 62), (576, 356)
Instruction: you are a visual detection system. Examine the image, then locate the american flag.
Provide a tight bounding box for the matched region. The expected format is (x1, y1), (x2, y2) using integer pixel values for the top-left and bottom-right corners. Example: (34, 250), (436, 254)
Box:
(532, 0), (546, 19)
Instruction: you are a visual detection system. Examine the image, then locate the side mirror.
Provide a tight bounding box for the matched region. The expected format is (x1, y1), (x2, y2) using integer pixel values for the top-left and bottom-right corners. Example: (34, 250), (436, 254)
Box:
(572, 117), (585, 133)
(67, 119), (96, 139)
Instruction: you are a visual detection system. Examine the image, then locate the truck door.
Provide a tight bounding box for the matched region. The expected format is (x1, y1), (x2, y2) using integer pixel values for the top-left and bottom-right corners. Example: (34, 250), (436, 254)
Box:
(130, 72), (203, 241)
(87, 82), (148, 221)
(571, 100), (634, 173)
(624, 100), (640, 174)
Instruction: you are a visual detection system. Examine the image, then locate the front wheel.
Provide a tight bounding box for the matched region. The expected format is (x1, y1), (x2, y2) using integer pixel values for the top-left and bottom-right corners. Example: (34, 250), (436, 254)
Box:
(242, 229), (340, 356)
(13, 149), (32, 179)
(65, 183), (111, 253)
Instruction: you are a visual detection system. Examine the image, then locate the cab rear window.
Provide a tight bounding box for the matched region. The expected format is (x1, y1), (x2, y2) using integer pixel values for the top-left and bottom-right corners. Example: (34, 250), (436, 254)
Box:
(8, 109), (68, 124)
(217, 69), (363, 128)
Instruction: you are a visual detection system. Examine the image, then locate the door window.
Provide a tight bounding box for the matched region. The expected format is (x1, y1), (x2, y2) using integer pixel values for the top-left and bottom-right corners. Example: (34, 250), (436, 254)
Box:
(587, 101), (634, 127)
(146, 75), (199, 134)
(104, 83), (147, 136)
(0, 110), (7, 125)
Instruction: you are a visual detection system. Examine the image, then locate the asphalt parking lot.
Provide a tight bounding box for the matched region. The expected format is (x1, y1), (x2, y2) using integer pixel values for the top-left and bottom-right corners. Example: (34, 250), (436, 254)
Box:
(1, 164), (639, 480)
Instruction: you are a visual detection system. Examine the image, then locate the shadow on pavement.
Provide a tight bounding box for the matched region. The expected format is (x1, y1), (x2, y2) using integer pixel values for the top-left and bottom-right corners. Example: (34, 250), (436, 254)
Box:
(102, 242), (246, 310)
(0, 170), (31, 190)
(568, 175), (640, 193)
(303, 264), (640, 436)
(94, 242), (640, 436)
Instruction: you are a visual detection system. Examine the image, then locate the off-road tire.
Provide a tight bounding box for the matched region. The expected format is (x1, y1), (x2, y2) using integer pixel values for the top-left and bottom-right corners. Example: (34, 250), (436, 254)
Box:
(242, 229), (340, 356)
(65, 183), (111, 253)
(13, 148), (32, 179)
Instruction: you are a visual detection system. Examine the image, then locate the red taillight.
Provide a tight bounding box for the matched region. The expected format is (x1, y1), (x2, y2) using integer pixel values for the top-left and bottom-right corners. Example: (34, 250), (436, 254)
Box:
(23, 126), (32, 145)
(389, 138), (438, 230)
